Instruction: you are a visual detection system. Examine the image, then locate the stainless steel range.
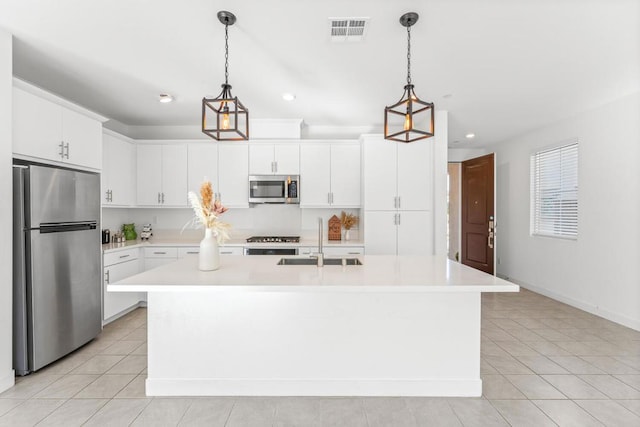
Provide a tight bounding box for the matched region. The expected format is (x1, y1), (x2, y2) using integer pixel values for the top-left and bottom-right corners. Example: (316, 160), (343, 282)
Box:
(244, 236), (300, 255)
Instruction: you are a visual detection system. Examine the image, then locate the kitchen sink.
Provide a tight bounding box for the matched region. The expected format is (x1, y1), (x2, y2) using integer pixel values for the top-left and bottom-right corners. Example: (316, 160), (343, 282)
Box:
(277, 257), (363, 266)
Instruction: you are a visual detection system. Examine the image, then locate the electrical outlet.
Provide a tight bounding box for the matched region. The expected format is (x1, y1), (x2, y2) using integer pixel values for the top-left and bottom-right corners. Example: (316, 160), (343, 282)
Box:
(497, 257), (501, 265)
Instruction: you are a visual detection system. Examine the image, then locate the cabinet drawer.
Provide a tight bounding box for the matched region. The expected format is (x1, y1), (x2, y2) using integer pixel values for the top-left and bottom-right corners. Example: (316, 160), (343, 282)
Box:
(144, 247), (178, 258)
(219, 246), (244, 256)
(323, 247), (365, 256)
(178, 247), (200, 258)
(104, 248), (139, 267)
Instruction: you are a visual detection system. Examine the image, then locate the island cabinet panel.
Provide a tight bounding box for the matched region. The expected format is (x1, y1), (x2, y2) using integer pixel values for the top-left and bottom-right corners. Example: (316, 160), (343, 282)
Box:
(249, 143), (299, 175)
(299, 142), (360, 208)
(136, 144), (187, 207)
(145, 290), (482, 397)
(102, 132), (136, 206)
(13, 86), (103, 169)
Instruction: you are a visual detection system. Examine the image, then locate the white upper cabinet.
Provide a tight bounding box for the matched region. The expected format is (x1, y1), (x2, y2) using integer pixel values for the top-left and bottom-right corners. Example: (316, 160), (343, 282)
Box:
(300, 142), (360, 208)
(102, 132), (136, 206)
(13, 85), (103, 170)
(137, 144), (187, 207)
(363, 135), (432, 211)
(249, 143), (299, 175)
(218, 144), (249, 208)
(363, 136), (397, 210)
(329, 144), (361, 207)
(188, 143), (248, 208)
(188, 144), (219, 194)
(300, 144), (331, 206)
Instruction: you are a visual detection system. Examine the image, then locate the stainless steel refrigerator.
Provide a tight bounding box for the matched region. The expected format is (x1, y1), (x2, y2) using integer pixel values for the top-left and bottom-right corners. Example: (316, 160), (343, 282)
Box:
(13, 163), (102, 375)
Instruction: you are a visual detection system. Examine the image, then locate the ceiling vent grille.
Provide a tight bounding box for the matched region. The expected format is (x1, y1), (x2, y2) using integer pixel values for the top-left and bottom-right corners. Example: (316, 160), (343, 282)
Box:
(329, 17), (369, 42)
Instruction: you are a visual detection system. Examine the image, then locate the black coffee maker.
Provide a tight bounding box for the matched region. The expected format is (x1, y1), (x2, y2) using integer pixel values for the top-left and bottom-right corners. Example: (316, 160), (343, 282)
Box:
(101, 229), (110, 244)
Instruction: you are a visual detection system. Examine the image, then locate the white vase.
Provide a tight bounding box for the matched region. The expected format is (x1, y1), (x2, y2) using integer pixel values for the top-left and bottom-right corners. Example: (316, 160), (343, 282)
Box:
(199, 228), (220, 271)
(344, 229), (351, 241)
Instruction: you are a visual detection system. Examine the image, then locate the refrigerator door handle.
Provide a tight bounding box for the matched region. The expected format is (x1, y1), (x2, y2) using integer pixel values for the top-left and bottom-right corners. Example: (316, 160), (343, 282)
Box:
(39, 221), (98, 233)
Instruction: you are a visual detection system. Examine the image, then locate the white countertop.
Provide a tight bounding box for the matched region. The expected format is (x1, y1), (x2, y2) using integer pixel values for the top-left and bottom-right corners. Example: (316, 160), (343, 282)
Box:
(102, 237), (364, 253)
(109, 255), (519, 293)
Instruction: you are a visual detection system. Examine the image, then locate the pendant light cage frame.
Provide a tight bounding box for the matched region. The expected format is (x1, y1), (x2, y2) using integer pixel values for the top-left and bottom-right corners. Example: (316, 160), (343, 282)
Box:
(384, 12), (435, 143)
(202, 11), (249, 141)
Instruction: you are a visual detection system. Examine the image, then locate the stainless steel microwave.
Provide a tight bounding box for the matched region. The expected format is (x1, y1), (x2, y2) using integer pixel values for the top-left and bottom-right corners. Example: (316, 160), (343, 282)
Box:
(249, 175), (299, 204)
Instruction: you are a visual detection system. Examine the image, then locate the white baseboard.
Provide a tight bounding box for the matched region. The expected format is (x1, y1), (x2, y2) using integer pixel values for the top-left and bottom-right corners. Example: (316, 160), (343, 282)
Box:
(0, 370), (15, 393)
(146, 378), (482, 397)
(502, 276), (640, 331)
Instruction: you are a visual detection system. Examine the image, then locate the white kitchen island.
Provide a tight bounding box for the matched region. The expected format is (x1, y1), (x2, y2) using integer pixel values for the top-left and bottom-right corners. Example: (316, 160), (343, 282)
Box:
(109, 255), (518, 397)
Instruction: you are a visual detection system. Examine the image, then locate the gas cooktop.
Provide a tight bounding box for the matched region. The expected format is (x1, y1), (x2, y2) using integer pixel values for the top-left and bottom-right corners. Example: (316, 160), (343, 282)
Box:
(246, 236), (300, 243)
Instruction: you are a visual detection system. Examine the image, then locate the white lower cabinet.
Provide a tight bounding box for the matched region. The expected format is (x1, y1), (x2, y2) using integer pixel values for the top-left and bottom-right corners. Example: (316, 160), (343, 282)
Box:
(103, 248), (144, 323)
(143, 247), (178, 270)
(364, 211), (433, 255)
(299, 246), (364, 256)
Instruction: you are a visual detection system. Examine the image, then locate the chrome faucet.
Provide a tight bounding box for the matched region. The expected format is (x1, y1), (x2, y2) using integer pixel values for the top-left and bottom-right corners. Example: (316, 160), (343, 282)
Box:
(312, 217), (324, 267)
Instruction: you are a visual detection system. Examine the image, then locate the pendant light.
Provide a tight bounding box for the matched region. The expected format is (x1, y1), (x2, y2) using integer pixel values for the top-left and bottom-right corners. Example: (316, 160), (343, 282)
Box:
(202, 11), (249, 141)
(384, 12), (434, 143)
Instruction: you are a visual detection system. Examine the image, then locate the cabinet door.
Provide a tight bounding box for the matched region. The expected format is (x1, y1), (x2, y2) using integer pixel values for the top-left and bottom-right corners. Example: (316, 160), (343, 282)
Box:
(136, 145), (163, 206)
(188, 144), (219, 195)
(397, 139), (432, 211)
(363, 136), (397, 210)
(218, 144), (249, 208)
(62, 108), (102, 169)
(13, 87), (63, 162)
(397, 211), (433, 255)
(300, 144), (330, 207)
(274, 144), (299, 175)
(363, 211), (397, 255)
(249, 144), (274, 174)
(144, 257), (176, 271)
(104, 260), (143, 321)
(160, 145), (188, 206)
(106, 135), (135, 206)
(101, 136), (111, 205)
(331, 144), (361, 207)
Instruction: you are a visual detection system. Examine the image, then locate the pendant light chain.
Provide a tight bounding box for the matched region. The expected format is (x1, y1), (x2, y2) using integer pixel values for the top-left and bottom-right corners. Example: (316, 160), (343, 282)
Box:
(224, 22), (229, 86)
(406, 24), (412, 85)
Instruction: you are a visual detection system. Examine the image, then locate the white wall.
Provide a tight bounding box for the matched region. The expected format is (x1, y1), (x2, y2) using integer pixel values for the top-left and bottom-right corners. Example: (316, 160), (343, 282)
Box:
(0, 29), (14, 392)
(448, 147), (489, 163)
(494, 92), (640, 330)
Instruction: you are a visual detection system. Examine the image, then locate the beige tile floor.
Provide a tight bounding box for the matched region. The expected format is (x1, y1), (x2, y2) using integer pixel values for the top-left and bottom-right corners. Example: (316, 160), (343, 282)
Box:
(1, 288), (639, 426)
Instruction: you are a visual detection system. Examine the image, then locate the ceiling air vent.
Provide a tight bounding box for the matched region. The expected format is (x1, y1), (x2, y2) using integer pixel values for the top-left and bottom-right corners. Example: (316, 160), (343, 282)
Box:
(329, 17), (369, 42)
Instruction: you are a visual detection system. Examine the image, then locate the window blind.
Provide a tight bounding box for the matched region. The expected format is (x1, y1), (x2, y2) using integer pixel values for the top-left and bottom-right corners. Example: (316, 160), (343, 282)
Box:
(530, 142), (578, 239)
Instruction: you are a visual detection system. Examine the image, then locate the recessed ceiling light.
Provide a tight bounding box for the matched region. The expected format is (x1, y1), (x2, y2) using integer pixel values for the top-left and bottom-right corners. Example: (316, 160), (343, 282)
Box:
(159, 94), (173, 103)
(465, 133), (475, 139)
(282, 93), (296, 101)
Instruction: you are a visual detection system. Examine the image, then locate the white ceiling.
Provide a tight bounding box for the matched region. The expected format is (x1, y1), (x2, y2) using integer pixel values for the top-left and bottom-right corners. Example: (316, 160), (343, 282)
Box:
(1, 0), (638, 146)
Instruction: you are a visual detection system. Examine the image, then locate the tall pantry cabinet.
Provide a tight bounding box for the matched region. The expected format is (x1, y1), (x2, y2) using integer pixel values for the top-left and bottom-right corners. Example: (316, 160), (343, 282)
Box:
(362, 134), (434, 255)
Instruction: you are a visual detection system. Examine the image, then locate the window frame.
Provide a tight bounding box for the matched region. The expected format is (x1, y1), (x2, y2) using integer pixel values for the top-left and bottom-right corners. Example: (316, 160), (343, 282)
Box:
(530, 140), (579, 240)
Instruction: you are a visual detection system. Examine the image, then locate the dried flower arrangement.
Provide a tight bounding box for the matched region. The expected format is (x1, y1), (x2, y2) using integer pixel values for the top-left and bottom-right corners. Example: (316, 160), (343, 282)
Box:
(186, 180), (231, 243)
(340, 211), (358, 230)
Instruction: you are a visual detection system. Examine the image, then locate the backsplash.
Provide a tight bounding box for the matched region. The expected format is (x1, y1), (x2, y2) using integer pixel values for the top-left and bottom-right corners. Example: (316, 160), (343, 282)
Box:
(102, 205), (360, 237)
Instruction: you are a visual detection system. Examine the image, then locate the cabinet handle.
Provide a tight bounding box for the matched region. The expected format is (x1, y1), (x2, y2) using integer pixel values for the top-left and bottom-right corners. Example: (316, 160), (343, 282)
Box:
(186, 251), (199, 254)
(59, 142), (65, 159)
(393, 196), (397, 209)
(330, 193), (334, 204)
(64, 143), (70, 159)
(105, 270), (110, 284)
(158, 192), (161, 204)
(347, 251), (361, 254)
(105, 190), (110, 202)
(328, 193), (331, 204)
(153, 251), (166, 255)
(398, 196), (401, 209)
(275, 161), (278, 173)
(161, 192), (165, 204)
(109, 190), (113, 202)
(397, 213), (401, 225)
(119, 254), (130, 259)
(220, 251), (233, 254)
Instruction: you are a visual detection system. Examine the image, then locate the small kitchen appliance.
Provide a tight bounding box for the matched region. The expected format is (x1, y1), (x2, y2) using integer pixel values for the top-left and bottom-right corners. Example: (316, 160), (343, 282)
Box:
(248, 175), (299, 204)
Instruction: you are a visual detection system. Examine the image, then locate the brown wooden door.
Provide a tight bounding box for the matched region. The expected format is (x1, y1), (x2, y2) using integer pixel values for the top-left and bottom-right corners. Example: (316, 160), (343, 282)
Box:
(461, 153), (495, 274)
